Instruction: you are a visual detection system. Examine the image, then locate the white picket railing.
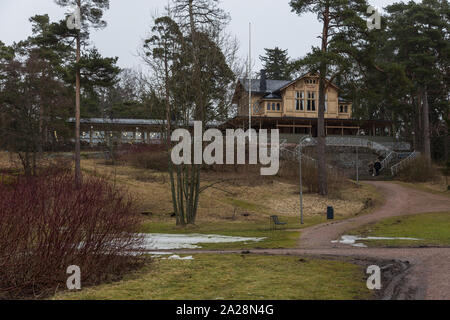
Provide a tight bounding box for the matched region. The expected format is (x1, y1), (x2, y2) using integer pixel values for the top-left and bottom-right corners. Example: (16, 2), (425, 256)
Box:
(391, 152), (421, 176)
(381, 151), (397, 171)
(279, 136), (417, 175)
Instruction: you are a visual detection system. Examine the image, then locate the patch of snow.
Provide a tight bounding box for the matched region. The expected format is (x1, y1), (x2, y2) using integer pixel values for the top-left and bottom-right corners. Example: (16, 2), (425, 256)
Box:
(351, 243), (368, 248)
(332, 235), (421, 247)
(148, 252), (174, 256)
(138, 233), (266, 251)
(164, 255), (194, 260)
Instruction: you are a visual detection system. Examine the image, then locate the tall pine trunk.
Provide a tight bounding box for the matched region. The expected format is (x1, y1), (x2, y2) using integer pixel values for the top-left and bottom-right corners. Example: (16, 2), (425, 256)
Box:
(422, 86), (431, 164)
(317, 6), (330, 196)
(74, 0), (82, 187)
(445, 122), (449, 163)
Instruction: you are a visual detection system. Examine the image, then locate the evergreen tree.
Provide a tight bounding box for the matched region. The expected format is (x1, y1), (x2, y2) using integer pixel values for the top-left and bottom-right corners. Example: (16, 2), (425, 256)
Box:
(54, 0), (112, 186)
(290, 0), (370, 195)
(259, 47), (292, 80)
(354, 0), (449, 161)
(384, 0), (449, 163)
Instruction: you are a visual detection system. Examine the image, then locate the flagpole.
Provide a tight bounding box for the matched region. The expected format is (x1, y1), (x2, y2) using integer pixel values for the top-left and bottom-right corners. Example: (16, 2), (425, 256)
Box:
(248, 22), (252, 141)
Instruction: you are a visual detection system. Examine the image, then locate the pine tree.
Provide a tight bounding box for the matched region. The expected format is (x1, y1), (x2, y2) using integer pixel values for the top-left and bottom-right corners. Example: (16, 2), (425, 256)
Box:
(290, 0), (370, 195)
(385, 0), (449, 163)
(54, 0), (111, 186)
(259, 47), (292, 80)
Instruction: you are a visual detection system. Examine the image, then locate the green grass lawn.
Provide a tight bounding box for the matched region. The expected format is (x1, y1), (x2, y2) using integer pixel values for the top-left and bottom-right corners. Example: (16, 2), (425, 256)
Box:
(54, 254), (373, 300)
(350, 212), (450, 247)
(140, 214), (340, 250)
(139, 183), (382, 250)
(140, 218), (310, 250)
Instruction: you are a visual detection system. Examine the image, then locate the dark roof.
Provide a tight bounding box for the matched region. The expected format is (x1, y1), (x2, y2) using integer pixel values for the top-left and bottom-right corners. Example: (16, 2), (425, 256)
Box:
(238, 78), (291, 94)
(67, 118), (223, 128)
(275, 73), (340, 93)
(238, 73), (340, 95)
(263, 93), (282, 100)
(338, 97), (351, 103)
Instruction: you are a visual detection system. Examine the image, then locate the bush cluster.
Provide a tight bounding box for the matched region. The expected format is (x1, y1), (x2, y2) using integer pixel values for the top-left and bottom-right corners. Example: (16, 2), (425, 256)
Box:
(396, 156), (437, 182)
(0, 172), (145, 299)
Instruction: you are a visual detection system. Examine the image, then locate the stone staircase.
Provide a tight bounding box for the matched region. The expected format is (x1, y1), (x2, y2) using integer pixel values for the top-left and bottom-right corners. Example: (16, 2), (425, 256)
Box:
(280, 136), (419, 179)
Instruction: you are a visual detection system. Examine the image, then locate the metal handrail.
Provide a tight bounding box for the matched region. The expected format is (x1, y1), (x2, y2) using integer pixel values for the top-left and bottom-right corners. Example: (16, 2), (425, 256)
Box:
(280, 136), (411, 174)
(391, 151), (421, 176)
(381, 151), (397, 171)
(325, 136), (391, 153)
(280, 144), (317, 164)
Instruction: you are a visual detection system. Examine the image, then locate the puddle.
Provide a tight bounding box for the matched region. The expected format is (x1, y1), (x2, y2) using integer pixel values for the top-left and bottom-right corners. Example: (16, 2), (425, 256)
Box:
(139, 233), (266, 250)
(332, 235), (421, 248)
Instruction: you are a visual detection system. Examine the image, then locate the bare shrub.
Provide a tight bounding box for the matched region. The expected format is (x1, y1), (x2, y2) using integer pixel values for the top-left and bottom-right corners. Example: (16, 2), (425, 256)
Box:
(117, 144), (168, 172)
(396, 156), (437, 182)
(278, 159), (349, 196)
(0, 172), (145, 299)
(117, 143), (349, 195)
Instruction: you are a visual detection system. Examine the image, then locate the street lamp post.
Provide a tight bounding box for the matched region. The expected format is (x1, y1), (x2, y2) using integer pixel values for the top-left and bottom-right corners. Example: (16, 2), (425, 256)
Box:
(356, 129), (364, 185)
(299, 143), (304, 225)
(298, 137), (312, 225)
(356, 132), (359, 185)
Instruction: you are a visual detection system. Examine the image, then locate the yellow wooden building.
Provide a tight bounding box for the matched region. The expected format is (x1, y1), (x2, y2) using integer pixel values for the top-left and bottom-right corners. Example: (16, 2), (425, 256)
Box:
(228, 71), (392, 137)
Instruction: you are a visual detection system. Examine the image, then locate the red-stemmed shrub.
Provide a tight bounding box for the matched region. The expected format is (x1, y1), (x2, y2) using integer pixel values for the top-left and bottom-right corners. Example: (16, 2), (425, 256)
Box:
(0, 172), (145, 299)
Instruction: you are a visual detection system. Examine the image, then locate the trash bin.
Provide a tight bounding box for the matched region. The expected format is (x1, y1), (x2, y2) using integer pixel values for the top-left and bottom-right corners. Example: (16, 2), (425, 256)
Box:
(327, 206), (334, 220)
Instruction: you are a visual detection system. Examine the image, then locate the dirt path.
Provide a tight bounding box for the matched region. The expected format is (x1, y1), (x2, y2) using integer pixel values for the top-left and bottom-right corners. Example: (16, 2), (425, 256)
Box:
(295, 181), (450, 299)
(299, 181), (450, 249)
(170, 182), (450, 300)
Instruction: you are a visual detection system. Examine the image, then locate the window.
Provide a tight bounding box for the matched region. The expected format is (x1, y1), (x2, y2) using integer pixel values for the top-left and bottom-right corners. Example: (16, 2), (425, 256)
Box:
(267, 102), (271, 111)
(277, 103), (281, 111)
(339, 105), (348, 113)
(324, 94), (328, 112)
(305, 78), (317, 85)
(272, 103), (276, 111)
(295, 91), (304, 111)
(307, 92), (316, 111)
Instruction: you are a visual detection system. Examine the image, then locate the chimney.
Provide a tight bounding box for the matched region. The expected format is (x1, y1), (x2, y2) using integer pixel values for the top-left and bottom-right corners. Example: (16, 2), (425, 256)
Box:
(260, 69), (267, 92)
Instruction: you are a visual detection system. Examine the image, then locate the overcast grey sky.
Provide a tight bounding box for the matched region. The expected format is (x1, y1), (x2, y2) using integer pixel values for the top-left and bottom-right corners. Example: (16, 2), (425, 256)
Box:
(1, 0), (402, 71)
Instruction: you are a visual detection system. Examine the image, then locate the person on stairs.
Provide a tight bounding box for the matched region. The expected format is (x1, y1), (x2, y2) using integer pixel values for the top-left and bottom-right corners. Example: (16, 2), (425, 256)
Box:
(368, 162), (374, 176)
(374, 158), (382, 176)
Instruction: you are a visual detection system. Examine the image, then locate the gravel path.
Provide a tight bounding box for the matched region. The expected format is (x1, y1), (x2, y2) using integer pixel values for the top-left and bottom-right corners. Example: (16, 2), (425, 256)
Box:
(164, 182), (450, 300)
(299, 181), (450, 249)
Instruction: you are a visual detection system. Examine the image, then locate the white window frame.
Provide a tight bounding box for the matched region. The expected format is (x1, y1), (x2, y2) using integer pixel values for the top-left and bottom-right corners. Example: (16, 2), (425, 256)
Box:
(295, 91), (304, 111)
(307, 91), (316, 111)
